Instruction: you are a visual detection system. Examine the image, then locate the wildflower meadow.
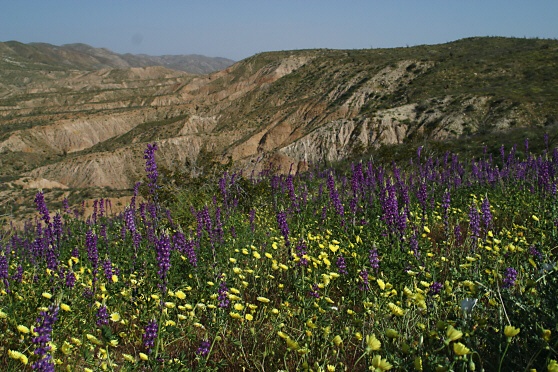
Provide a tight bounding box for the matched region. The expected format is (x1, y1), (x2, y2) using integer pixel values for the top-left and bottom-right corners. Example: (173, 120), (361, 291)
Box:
(1, 138), (558, 371)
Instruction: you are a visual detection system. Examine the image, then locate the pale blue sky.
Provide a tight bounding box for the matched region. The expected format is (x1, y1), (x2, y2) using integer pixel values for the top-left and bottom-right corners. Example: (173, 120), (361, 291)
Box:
(1, 1), (557, 61)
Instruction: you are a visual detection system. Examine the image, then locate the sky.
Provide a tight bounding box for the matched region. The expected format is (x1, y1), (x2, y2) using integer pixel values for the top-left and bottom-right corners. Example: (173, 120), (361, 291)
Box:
(1, 1), (557, 61)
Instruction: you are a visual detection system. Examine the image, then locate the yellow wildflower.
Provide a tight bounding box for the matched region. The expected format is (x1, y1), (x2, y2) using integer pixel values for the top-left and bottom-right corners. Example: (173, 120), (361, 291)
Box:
(504, 325), (520, 339)
(122, 353), (135, 362)
(110, 313), (121, 322)
(387, 302), (405, 316)
(245, 314), (253, 321)
(8, 350), (28, 364)
(542, 329), (552, 342)
(229, 312), (242, 320)
(332, 335), (343, 347)
(234, 303), (244, 311)
(175, 290), (186, 300)
(548, 359), (558, 372)
(365, 334), (381, 352)
(139, 352), (149, 361)
(286, 337), (300, 351)
(17, 325), (30, 334)
(42, 292), (52, 299)
(277, 331), (289, 339)
(60, 303), (71, 312)
(453, 342), (471, 356)
(0, 310), (7, 319)
(445, 325), (463, 343)
(371, 355), (393, 371)
(257, 296), (270, 303)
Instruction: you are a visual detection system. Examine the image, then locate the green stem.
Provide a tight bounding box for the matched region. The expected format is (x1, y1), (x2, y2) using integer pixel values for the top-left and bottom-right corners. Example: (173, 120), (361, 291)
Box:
(498, 341), (510, 372)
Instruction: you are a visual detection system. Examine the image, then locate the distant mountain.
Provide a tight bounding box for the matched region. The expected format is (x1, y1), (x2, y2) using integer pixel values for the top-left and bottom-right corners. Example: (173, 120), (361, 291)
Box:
(1, 37), (558, 219)
(0, 41), (235, 74)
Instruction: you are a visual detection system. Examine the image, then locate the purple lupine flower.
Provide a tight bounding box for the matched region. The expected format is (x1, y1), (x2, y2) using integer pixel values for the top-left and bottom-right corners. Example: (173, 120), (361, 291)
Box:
(173, 232), (197, 267)
(0, 254), (9, 293)
(196, 339), (211, 356)
(86, 229), (99, 287)
(92, 200), (98, 225)
(502, 267), (518, 289)
(529, 245), (543, 261)
(480, 196), (493, 232)
(32, 305), (59, 372)
(144, 143), (159, 195)
(429, 281), (443, 295)
(326, 172), (345, 218)
(276, 211), (290, 248)
(34, 191), (51, 226)
(468, 204), (480, 249)
(217, 279), (230, 308)
(295, 240), (308, 266)
(359, 270), (370, 291)
(369, 248), (379, 272)
(63, 198), (71, 214)
(102, 259), (113, 282)
(156, 234), (171, 293)
(65, 271), (76, 288)
(308, 283), (320, 298)
(336, 255), (348, 275)
(11, 265), (23, 283)
(96, 305), (109, 327)
(142, 319), (159, 353)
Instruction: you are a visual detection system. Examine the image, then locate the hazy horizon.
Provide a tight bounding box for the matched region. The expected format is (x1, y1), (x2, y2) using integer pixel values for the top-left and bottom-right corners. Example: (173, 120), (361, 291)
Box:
(1, 1), (557, 61)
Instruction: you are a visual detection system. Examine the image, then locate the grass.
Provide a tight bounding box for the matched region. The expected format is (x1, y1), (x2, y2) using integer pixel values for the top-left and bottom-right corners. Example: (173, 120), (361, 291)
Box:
(1, 134), (557, 371)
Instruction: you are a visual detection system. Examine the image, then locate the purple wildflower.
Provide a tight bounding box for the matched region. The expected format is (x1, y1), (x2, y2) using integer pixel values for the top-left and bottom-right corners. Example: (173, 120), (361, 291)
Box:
(295, 240), (308, 266)
(96, 305), (109, 327)
(144, 143), (159, 195)
(369, 248), (380, 272)
(143, 319), (159, 353)
(32, 305), (59, 372)
(308, 283), (320, 298)
(468, 204), (480, 249)
(529, 245), (543, 261)
(276, 211), (290, 248)
(480, 196), (493, 232)
(502, 267), (518, 289)
(0, 254), (8, 293)
(65, 271), (76, 288)
(34, 191), (51, 226)
(156, 234), (171, 293)
(336, 255), (348, 275)
(359, 270), (370, 291)
(102, 259), (113, 282)
(429, 282), (443, 295)
(196, 339), (211, 356)
(217, 280), (230, 308)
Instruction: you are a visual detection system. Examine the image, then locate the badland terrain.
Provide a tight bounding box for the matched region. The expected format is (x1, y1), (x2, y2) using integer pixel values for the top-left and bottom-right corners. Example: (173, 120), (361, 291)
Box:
(1, 37), (557, 219)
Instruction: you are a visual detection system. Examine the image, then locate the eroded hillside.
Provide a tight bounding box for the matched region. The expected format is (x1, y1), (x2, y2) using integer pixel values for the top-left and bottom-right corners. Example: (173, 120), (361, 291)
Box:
(1, 37), (558, 219)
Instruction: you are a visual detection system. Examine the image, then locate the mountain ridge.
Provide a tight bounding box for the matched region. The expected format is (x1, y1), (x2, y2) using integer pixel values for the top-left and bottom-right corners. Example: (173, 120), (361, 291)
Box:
(0, 40), (235, 74)
(1, 36), (558, 218)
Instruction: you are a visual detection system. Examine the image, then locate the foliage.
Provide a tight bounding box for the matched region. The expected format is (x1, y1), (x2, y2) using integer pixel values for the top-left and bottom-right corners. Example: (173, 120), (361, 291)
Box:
(1, 137), (558, 371)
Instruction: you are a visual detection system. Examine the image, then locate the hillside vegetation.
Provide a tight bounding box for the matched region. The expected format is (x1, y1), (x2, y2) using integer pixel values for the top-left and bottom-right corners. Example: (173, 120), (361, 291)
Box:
(0, 136), (557, 371)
